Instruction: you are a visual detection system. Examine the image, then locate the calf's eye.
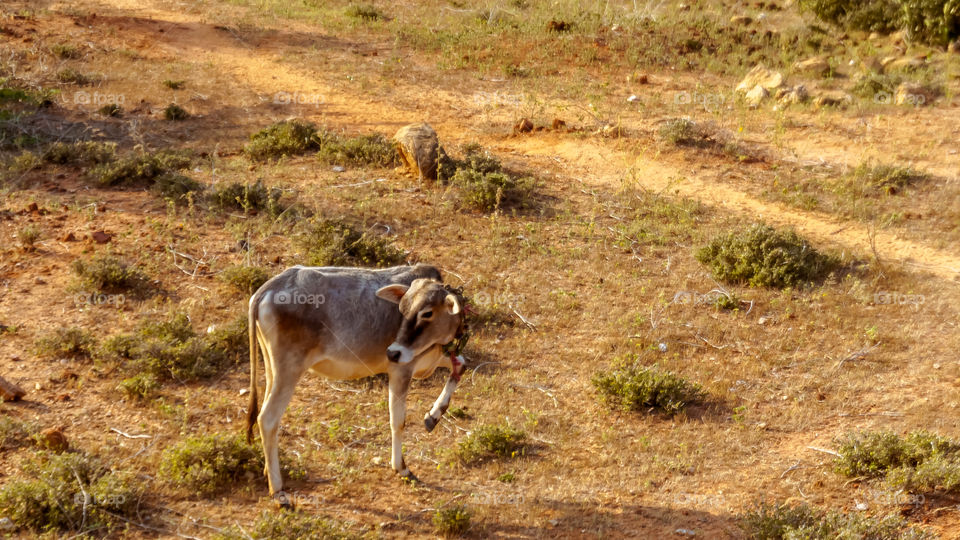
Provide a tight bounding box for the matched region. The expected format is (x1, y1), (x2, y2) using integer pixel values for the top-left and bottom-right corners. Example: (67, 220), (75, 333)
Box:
(420, 310), (433, 320)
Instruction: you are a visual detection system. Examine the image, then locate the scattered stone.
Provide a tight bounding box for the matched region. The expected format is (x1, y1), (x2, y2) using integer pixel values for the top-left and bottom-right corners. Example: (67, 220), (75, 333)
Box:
(868, 32), (880, 40)
(393, 123), (440, 181)
(60, 232), (77, 242)
(730, 15), (753, 25)
(883, 56), (926, 72)
(635, 73), (649, 84)
(813, 92), (851, 109)
(37, 427), (69, 453)
(34, 277), (45, 285)
(91, 230), (112, 244)
(678, 3), (690, 9)
(546, 20), (572, 32)
(551, 118), (566, 130)
(514, 117), (534, 133)
(26, 202), (38, 213)
(793, 56), (830, 76)
(594, 124), (622, 137)
(331, 165), (345, 172)
(627, 94), (639, 102)
(676, 529), (697, 537)
(744, 85), (769, 107)
(895, 82), (933, 106)
(0, 517), (14, 532)
(0, 375), (26, 401)
(776, 84), (809, 105)
(239, 387), (249, 396)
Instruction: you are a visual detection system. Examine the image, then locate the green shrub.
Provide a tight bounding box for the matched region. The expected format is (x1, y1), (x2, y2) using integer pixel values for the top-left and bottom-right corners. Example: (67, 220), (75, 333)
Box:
(296, 219), (405, 267)
(118, 372), (159, 400)
(214, 510), (359, 540)
(451, 169), (535, 212)
(592, 356), (702, 414)
(162, 79), (185, 90)
(98, 103), (122, 117)
(43, 141), (116, 165)
(50, 43), (81, 59)
(55, 68), (90, 85)
(99, 312), (242, 381)
(798, 0), (959, 45)
(90, 149), (191, 186)
(433, 505), (471, 537)
(316, 131), (398, 167)
(220, 265), (269, 294)
(0, 415), (34, 449)
(35, 327), (96, 359)
(658, 118), (712, 147)
(345, 4), (384, 21)
(17, 224), (40, 251)
(159, 432), (263, 497)
(842, 162), (928, 196)
(901, 0), (960, 46)
(742, 501), (931, 539)
(152, 172), (202, 203)
(245, 120), (319, 161)
(0, 451), (143, 533)
(209, 179), (283, 214)
(72, 254), (148, 294)
(163, 103), (189, 121)
(695, 224), (839, 289)
(834, 430), (960, 493)
(456, 423), (527, 464)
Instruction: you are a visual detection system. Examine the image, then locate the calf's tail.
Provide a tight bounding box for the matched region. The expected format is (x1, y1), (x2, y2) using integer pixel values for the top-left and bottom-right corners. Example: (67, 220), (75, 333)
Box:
(246, 292), (260, 443)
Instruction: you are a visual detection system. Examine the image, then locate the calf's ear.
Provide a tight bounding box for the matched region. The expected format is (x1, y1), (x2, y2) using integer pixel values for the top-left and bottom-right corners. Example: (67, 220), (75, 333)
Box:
(445, 294), (462, 315)
(376, 284), (409, 304)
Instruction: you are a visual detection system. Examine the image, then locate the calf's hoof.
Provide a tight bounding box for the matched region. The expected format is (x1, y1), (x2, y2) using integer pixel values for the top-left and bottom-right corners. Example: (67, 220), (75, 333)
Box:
(424, 414), (438, 433)
(273, 491), (295, 509)
(399, 470), (420, 484)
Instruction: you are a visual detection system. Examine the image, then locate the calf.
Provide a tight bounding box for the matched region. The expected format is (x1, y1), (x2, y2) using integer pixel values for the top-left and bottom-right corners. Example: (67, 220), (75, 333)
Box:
(245, 264), (466, 502)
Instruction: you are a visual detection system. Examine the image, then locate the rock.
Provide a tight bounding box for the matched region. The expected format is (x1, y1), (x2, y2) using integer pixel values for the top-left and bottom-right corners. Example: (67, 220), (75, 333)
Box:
(551, 118), (566, 130)
(793, 56), (830, 76)
(26, 202), (38, 213)
(514, 117), (534, 133)
(678, 3), (690, 9)
(331, 165), (345, 172)
(0, 517), (14, 532)
(91, 230), (112, 244)
(736, 64), (784, 94)
(594, 124), (622, 137)
(546, 20), (572, 32)
(862, 56), (884, 73)
(393, 123), (440, 181)
(776, 85), (809, 105)
(895, 83), (933, 106)
(0, 375), (26, 401)
(37, 427), (68, 453)
(635, 73), (649, 84)
(730, 15), (753, 25)
(627, 94), (639, 102)
(60, 232), (77, 242)
(883, 56), (926, 72)
(868, 32), (880, 40)
(744, 85), (769, 106)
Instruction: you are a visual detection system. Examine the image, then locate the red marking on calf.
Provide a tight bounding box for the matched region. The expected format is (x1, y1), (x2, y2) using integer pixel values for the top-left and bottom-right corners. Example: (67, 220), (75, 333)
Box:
(450, 354), (463, 382)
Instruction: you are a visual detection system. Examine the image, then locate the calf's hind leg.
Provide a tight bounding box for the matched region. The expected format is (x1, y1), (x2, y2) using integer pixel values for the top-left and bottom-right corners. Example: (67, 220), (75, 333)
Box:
(257, 351), (305, 501)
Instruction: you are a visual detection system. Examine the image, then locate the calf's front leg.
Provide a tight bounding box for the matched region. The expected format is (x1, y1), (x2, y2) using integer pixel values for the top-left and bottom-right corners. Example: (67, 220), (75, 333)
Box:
(387, 366), (416, 481)
(424, 354), (465, 432)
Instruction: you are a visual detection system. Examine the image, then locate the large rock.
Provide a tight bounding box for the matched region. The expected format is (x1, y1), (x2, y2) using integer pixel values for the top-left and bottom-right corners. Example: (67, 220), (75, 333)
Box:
(744, 85), (769, 107)
(882, 56), (926, 72)
(794, 57), (830, 76)
(776, 85), (809, 105)
(736, 64), (785, 94)
(393, 123), (440, 181)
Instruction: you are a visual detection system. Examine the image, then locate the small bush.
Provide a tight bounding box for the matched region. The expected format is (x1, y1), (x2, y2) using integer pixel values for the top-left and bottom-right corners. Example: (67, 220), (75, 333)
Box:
(17, 224), (40, 251)
(451, 169), (535, 212)
(209, 179), (283, 214)
(214, 510), (359, 540)
(159, 432), (263, 497)
(834, 430), (960, 493)
(0, 415), (34, 449)
(799, 0), (959, 45)
(220, 265), (269, 295)
(695, 224), (839, 289)
(0, 451), (143, 533)
(658, 118), (712, 147)
(592, 356), (702, 414)
(346, 4), (384, 21)
(44, 141), (116, 165)
(90, 149), (191, 186)
(118, 372), (159, 400)
(456, 423), (527, 464)
(245, 120), (319, 162)
(296, 219), (405, 267)
(316, 131), (398, 167)
(162, 79), (185, 90)
(55, 68), (90, 85)
(72, 254), (148, 294)
(163, 103), (189, 121)
(98, 103), (122, 117)
(742, 501), (931, 539)
(35, 327), (96, 359)
(433, 505), (471, 537)
(843, 162), (928, 196)
(152, 172), (202, 203)
(50, 43), (81, 59)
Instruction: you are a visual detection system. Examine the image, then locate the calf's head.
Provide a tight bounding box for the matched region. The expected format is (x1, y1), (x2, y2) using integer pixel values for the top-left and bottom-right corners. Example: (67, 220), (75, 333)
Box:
(376, 278), (463, 364)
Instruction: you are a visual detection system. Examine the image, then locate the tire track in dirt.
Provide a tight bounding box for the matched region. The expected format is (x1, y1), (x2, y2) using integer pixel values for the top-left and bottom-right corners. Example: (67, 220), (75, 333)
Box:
(93, 0), (960, 283)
